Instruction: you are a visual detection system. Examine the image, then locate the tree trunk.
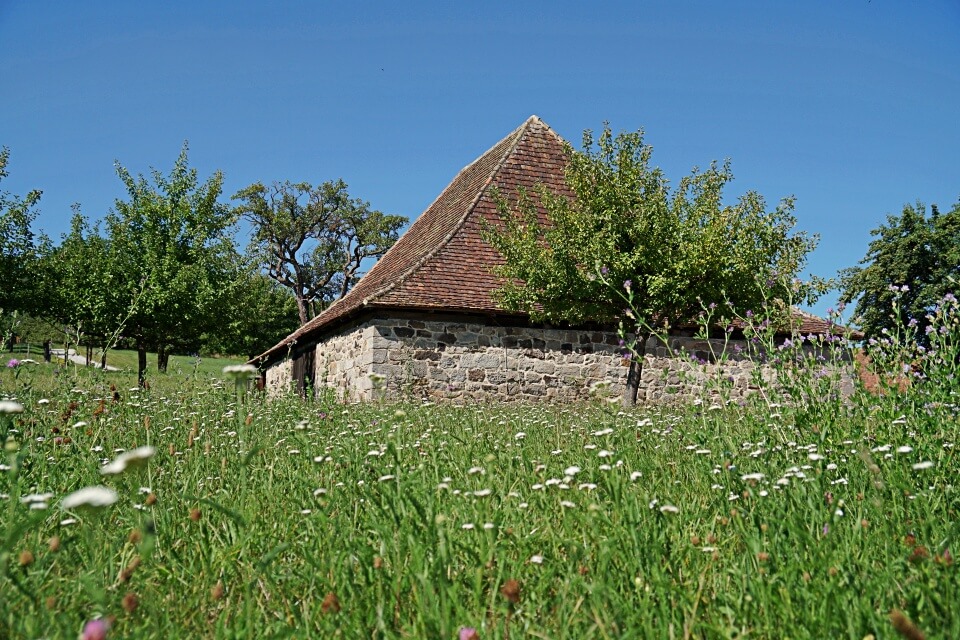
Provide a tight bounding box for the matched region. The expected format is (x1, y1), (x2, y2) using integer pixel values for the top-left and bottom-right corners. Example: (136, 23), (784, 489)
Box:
(295, 297), (310, 325)
(43, 340), (51, 363)
(621, 334), (648, 407)
(100, 347), (107, 370)
(157, 344), (169, 373)
(137, 343), (148, 387)
(85, 344), (92, 366)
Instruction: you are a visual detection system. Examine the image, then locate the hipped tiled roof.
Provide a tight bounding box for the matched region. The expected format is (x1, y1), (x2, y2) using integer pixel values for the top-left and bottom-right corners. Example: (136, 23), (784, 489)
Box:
(252, 116), (845, 366)
(253, 115), (568, 365)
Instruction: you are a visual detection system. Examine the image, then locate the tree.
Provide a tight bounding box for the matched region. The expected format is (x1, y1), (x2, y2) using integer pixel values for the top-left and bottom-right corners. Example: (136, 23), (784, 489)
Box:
(38, 208), (130, 367)
(202, 267), (300, 361)
(233, 180), (407, 324)
(485, 124), (817, 406)
(0, 146), (43, 315)
(840, 199), (960, 343)
(107, 143), (239, 385)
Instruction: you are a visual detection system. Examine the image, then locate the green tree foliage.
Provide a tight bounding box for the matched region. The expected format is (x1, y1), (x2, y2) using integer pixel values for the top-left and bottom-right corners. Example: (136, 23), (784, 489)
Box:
(0, 147), (43, 315)
(203, 268), (300, 361)
(107, 143), (239, 384)
(37, 208), (131, 366)
(840, 199), (960, 343)
(233, 180), (407, 324)
(485, 124), (818, 405)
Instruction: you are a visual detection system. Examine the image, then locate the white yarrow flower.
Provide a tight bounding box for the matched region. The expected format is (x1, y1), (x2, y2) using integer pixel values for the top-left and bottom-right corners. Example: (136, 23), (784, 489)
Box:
(100, 446), (156, 475)
(222, 364), (258, 379)
(62, 486), (118, 510)
(0, 400), (24, 414)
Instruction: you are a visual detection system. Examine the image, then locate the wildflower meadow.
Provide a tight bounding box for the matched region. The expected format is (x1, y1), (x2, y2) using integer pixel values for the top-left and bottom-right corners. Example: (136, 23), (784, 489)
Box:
(1, 296), (959, 639)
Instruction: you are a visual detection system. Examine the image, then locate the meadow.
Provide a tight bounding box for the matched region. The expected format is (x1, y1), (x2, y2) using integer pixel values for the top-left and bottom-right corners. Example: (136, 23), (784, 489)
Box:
(1, 310), (958, 639)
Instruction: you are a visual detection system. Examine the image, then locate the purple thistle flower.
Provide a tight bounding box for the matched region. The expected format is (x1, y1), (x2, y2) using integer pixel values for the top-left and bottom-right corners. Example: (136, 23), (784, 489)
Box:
(623, 279), (632, 291)
(460, 627), (480, 640)
(82, 619), (110, 640)
(600, 266), (609, 275)
(6, 359), (20, 368)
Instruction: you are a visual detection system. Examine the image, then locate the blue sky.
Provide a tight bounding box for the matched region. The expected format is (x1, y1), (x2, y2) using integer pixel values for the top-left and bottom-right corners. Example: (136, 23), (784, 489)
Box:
(2, 1), (958, 318)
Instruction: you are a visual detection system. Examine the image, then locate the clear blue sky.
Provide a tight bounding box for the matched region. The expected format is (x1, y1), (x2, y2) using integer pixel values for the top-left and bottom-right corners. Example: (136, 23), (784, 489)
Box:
(2, 1), (958, 318)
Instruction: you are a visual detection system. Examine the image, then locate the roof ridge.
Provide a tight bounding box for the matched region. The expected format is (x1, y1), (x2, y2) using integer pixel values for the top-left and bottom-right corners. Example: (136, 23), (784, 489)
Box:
(358, 117), (537, 306)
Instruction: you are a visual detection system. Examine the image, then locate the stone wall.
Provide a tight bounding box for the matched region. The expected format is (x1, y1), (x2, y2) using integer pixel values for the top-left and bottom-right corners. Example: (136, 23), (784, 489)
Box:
(265, 358), (293, 396)
(264, 314), (850, 404)
(313, 323), (380, 400)
(365, 317), (630, 402)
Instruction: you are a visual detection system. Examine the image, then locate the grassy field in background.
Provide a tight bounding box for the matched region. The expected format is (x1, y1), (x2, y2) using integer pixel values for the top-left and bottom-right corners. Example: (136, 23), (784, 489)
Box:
(2, 349), (245, 385)
(1, 351), (958, 638)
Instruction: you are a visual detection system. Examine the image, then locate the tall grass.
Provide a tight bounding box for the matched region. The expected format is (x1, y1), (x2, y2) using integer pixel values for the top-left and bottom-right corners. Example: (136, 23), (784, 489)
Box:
(1, 297), (958, 638)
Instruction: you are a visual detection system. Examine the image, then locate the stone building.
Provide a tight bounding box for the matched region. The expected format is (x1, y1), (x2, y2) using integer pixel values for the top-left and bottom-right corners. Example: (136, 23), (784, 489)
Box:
(252, 116), (840, 403)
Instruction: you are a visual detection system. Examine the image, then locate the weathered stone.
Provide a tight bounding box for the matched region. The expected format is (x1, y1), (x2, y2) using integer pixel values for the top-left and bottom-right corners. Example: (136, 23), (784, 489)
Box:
(486, 371), (507, 385)
(533, 360), (556, 374)
(475, 353), (502, 369)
